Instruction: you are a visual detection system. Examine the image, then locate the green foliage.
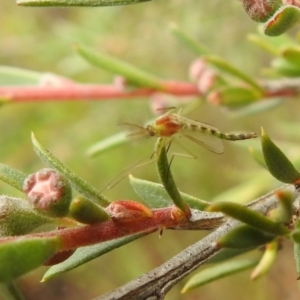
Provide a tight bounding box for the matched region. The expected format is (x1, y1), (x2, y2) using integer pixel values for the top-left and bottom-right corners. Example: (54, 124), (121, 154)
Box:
(2, 1), (300, 299)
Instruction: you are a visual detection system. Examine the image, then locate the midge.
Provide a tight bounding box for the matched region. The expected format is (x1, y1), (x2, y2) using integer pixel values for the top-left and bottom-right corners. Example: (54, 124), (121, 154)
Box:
(123, 109), (257, 154)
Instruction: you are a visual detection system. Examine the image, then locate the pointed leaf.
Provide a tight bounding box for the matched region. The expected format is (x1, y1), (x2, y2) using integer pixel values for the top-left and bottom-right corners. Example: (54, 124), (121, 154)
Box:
(170, 24), (209, 55)
(261, 128), (300, 184)
(76, 45), (163, 89)
(0, 237), (59, 281)
(207, 201), (290, 236)
(86, 132), (128, 157)
(155, 138), (189, 215)
(0, 164), (27, 191)
(203, 55), (264, 93)
(251, 240), (278, 280)
(31, 133), (111, 210)
(228, 98), (283, 118)
(0, 66), (41, 85)
(281, 46), (300, 67)
(42, 232), (147, 281)
(182, 258), (259, 293)
(208, 86), (259, 107)
(216, 225), (275, 249)
(130, 175), (209, 209)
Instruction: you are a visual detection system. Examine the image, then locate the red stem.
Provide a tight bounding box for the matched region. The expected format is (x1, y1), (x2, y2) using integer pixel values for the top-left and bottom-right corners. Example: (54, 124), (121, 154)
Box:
(0, 207), (182, 250)
(0, 81), (199, 102)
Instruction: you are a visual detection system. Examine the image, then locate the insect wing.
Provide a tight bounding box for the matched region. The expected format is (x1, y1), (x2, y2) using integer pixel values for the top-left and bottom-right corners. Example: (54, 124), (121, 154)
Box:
(182, 132), (224, 154)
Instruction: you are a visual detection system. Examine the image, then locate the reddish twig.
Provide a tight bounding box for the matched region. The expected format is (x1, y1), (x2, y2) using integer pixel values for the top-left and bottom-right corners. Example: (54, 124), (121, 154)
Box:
(0, 207), (223, 251)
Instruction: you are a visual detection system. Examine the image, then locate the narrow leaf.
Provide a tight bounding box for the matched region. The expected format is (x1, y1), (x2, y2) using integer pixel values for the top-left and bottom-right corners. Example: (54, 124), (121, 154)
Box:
(0, 237), (59, 281)
(86, 132), (128, 157)
(208, 86), (259, 107)
(170, 24), (209, 55)
(31, 133), (111, 210)
(42, 232), (147, 281)
(204, 55), (264, 93)
(0, 164), (27, 191)
(182, 259), (259, 293)
(155, 138), (189, 214)
(281, 46), (300, 67)
(216, 225), (275, 249)
(207, 201), (290, 236)
(76, 45), (164, 89)
(251, 240), (278, 280)
(130, 175), (209, 210)
(261, 128), (300, 184)
(0, 66), (41, 85)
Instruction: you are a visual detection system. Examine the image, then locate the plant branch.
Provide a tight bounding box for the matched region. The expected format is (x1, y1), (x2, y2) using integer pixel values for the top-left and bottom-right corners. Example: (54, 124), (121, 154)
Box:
(0, 78), (300, 103)
(94, 184), (300, 300)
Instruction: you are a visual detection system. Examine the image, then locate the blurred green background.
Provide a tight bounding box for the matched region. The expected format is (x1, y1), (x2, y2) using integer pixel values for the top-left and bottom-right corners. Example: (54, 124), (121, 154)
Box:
(1, 1), (300, 299)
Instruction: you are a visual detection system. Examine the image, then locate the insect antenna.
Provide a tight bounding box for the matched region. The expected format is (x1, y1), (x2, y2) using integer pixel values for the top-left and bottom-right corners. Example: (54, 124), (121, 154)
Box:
(100, 153), (156, 192)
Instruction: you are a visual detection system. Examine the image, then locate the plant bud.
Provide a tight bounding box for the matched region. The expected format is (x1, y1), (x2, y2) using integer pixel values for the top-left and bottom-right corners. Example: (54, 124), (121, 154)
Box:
(23, 168), (72, 218)
(105, 200), (153, 223)
(69, 196), (110, 224)
(241, 0), (282, 22)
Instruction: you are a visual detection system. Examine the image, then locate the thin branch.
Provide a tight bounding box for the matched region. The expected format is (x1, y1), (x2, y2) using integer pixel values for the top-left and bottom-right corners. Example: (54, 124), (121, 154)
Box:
(94, 184), (300, 300)
(1, 77), (300, 103)
(0, 80), (199, 102)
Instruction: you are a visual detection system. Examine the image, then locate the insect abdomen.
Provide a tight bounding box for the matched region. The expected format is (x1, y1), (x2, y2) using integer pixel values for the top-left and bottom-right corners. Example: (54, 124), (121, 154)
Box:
(218, 132), (257, 141)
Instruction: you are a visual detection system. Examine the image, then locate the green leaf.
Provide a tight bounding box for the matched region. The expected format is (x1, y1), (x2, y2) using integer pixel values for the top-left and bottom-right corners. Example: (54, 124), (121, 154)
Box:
(207, 201), (290, 236)
(0, 237), (59, 281)
(251, 240), (278, 280)
(207, 248), (252, 264)
(268, 190), (295, 223)
(16, 0), (150, 6)
(42, 232), (147, 281)
(130, 175), (209, 210)
(0, 164), (27, 192)
(281, 46), (300, 67)
(155, 138), (189, 213)
(271, 57), (300, 77)
(76, 45), (163, 89)
(261, 128), (300, 184)
(264, 5), (300, 37)
(208, 86), (259, 107)
(248, 147), (267, 169)
(0, 196), (52, 237)
(216, 225), (275, 249)
(170, 24), (209, 55)
(227, 98), (284, 118)
(203, 55), (264, 93)
(0, 66), (41, 85)
(31, 133), (111, 210)
(181, 258), (259, 293)
(86, 132), (128, 157)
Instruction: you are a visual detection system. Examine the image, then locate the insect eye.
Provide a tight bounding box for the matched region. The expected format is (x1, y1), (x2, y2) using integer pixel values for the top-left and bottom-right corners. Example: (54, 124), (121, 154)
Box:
(146, 127), (155, 136)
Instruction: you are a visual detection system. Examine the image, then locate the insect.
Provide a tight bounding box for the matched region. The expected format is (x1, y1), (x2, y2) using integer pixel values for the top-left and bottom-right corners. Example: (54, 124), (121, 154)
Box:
(124, 110), (257, 154)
